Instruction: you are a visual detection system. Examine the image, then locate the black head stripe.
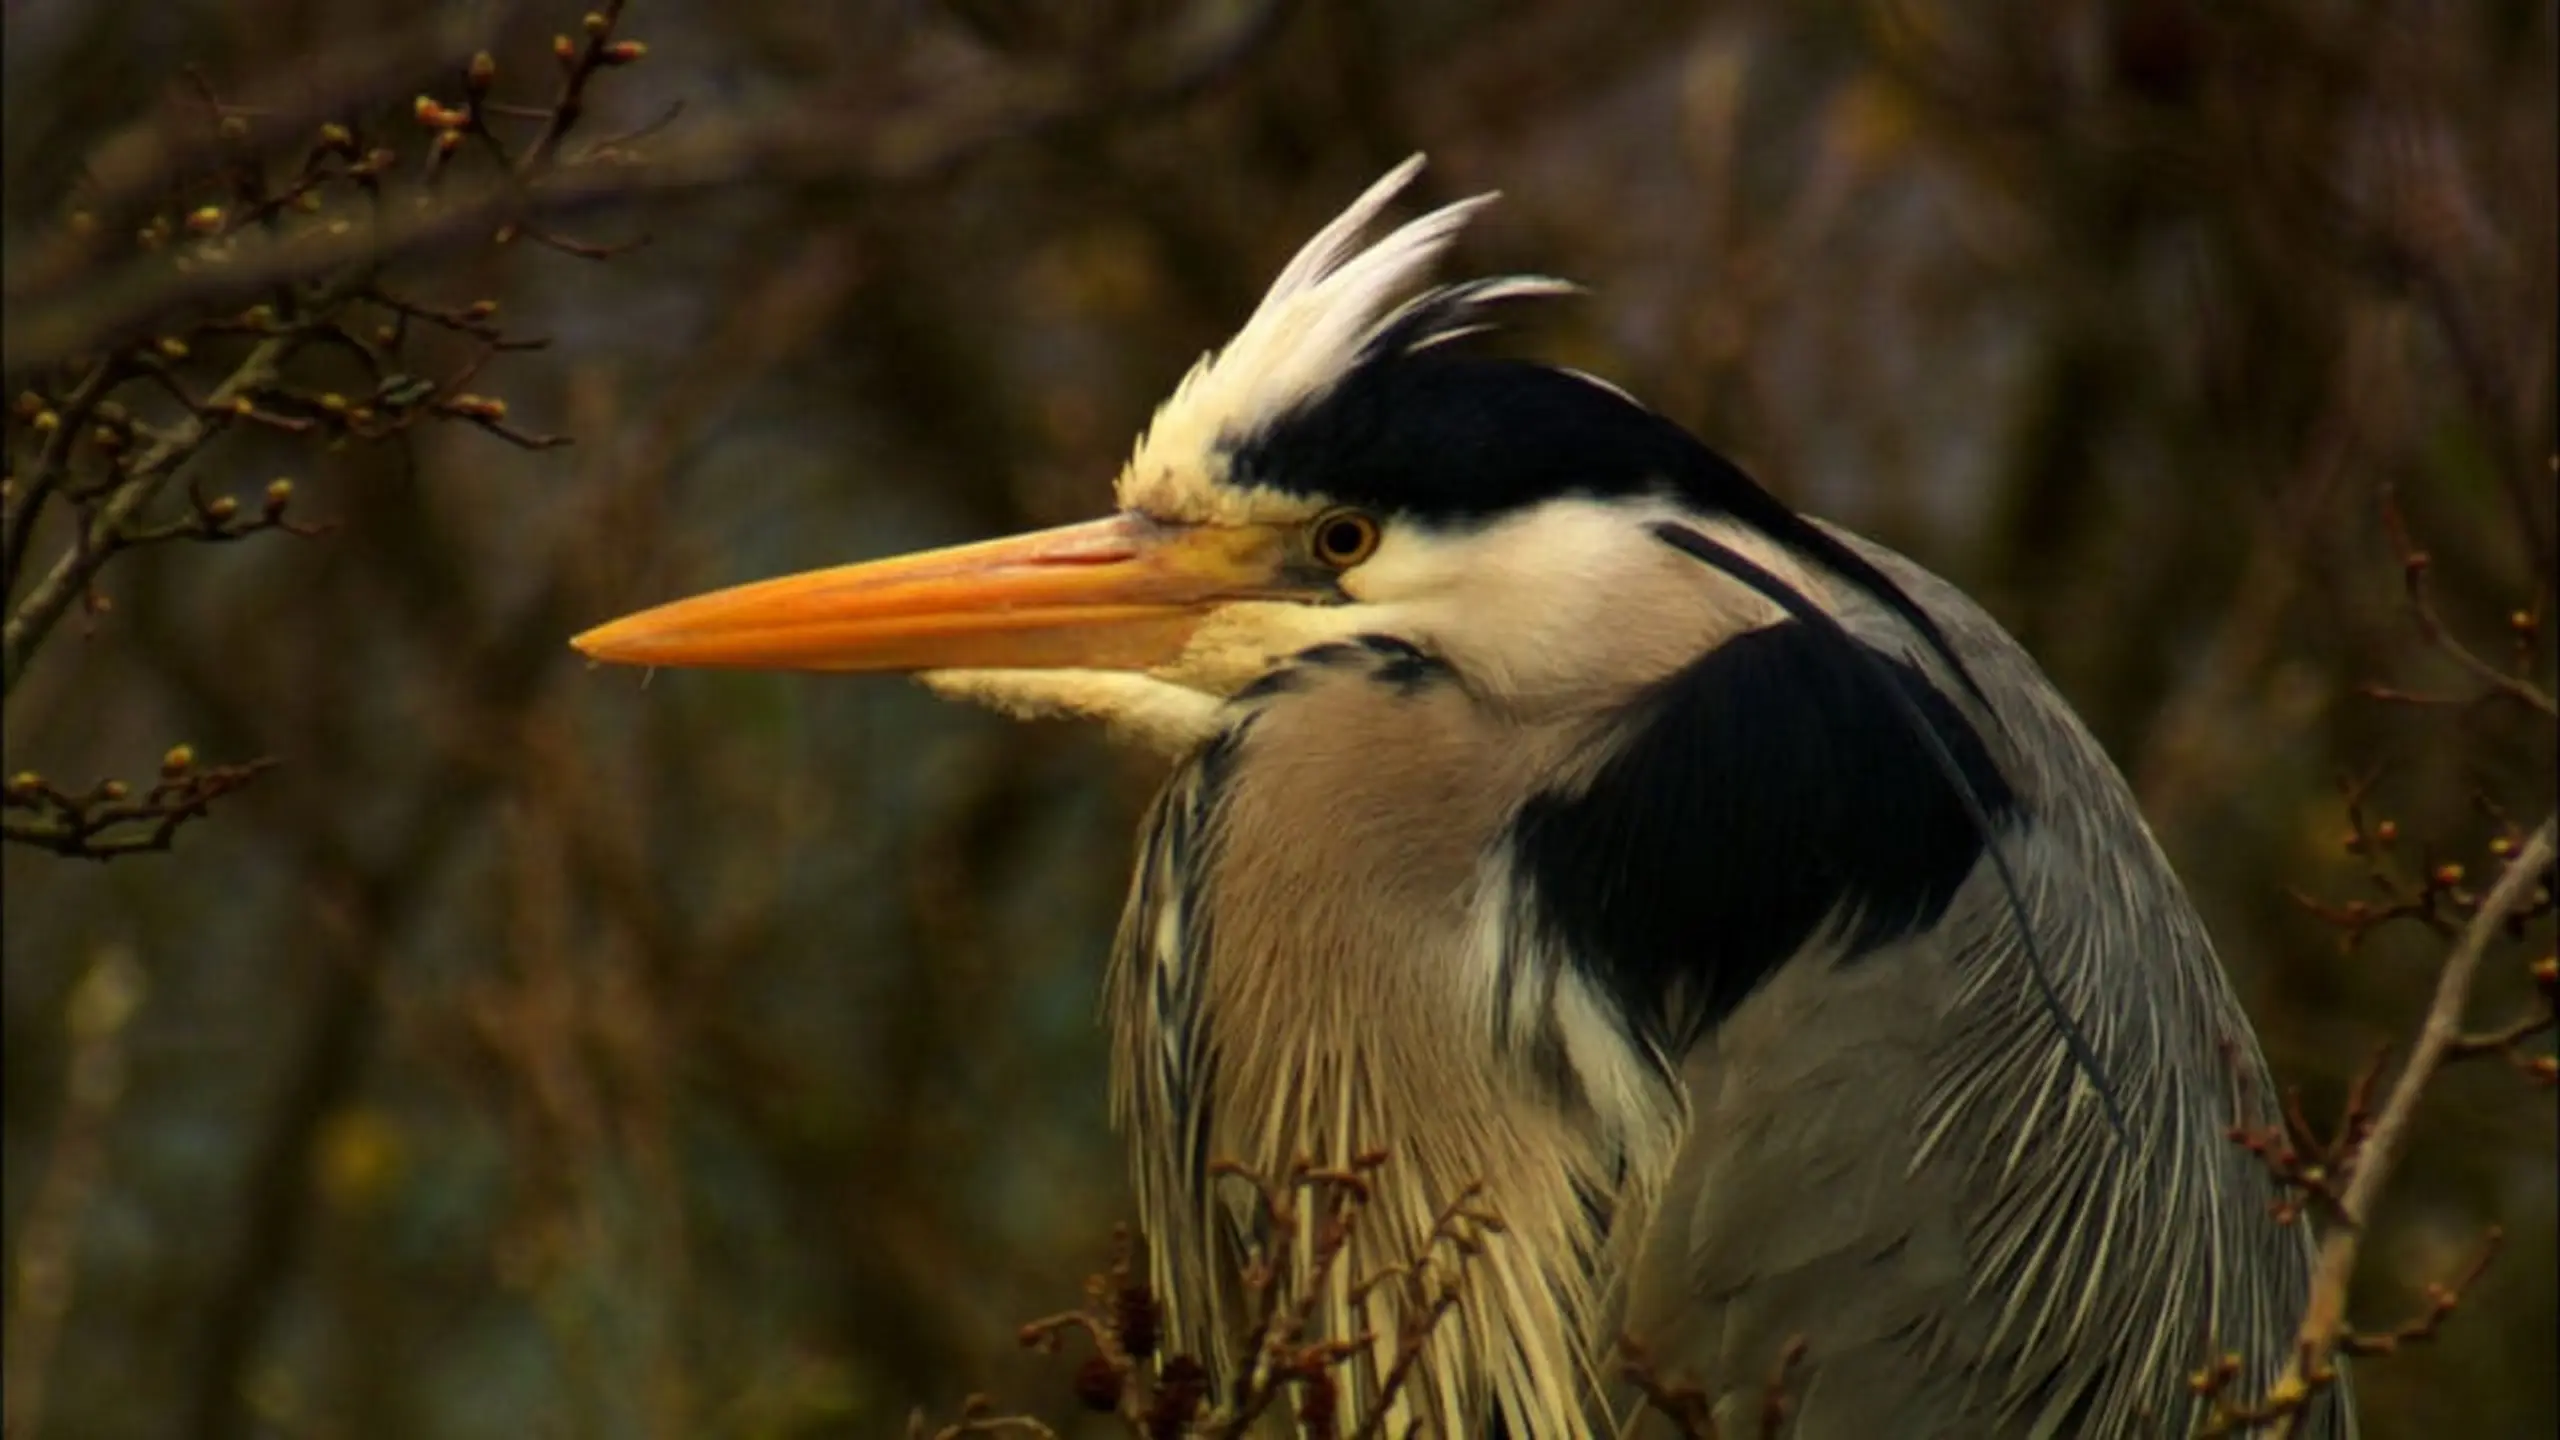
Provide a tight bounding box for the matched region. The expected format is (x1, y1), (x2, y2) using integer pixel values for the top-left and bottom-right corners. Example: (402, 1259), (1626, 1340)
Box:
(1232, 353), (1999, 717)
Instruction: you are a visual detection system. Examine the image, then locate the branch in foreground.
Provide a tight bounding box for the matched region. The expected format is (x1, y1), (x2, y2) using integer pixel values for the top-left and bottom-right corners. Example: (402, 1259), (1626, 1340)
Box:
(3, 746), (277, 860)
(2238, 817), (2556, 1437)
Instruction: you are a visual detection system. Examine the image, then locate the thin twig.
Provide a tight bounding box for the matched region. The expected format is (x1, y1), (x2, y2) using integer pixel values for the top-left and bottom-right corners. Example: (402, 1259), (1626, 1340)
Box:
(2380, 489), (2557, 719)
(2262, 816), (2556, 1436)
(0, 318), (318, 696)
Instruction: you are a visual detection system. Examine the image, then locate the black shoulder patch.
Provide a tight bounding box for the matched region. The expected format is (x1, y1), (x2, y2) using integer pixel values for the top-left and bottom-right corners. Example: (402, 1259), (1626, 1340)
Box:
(1512, 622), (2017, 1051)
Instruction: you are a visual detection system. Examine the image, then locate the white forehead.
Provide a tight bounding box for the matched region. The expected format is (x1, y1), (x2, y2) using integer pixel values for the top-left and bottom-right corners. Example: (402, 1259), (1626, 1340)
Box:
(1112, 155), (1573, 526)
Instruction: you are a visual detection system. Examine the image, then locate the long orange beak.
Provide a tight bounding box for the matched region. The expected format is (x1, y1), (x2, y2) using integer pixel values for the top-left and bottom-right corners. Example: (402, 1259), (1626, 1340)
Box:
(572, 512), (1302, 673)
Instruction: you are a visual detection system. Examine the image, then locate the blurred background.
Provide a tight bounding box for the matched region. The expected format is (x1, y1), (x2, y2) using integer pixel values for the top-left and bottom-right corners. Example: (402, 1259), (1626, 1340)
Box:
(3, 0), (2552, 1436)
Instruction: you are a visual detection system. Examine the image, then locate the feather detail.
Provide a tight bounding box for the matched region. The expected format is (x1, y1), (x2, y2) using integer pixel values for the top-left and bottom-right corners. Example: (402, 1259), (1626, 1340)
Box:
(1116, 156), (1571, 526)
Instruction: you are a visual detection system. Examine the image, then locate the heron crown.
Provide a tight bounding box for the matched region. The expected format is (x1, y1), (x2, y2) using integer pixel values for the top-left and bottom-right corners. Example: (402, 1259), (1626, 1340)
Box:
(1115, 155), (1575, 526)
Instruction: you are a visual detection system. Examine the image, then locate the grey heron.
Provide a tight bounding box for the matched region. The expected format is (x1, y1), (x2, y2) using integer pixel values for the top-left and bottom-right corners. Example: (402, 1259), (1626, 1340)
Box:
(574, 158), (2350, 1438)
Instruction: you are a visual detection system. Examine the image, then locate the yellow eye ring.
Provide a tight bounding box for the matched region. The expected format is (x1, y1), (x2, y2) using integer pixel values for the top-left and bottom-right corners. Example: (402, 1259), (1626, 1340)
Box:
(1310, 509), (1382, 569)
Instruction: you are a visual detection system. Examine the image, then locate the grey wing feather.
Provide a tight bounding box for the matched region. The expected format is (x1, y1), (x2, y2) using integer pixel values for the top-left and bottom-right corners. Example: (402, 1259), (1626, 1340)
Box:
(1620, 538), (2354, 1438)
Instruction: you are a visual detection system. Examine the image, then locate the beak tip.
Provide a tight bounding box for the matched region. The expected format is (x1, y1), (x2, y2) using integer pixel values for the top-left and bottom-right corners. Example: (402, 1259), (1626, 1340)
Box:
(570, 621), (635, 666)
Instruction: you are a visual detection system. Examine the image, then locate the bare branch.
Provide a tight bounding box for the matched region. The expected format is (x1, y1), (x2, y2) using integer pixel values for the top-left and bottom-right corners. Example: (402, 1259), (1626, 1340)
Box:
(2254, 817), (2557, 1435)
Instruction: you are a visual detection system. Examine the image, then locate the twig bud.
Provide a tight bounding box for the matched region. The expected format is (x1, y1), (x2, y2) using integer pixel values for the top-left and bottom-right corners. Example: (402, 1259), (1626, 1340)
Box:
(32, 409), (60, 433)
(8, 771), (44, 798)
(155, 336), (189, 360)
(319, 121), (355, 153)
(217, 114), (250, 142)
(206, 496), (239, 522)
(264, 478), (294, 515)
(185, 205), (224, 235)
(100, 780), (129, 802)
(601, 39), (647, 64)
(1071, 1356), (1122, 1413)
(2432, 862), (2465, 889)
(467, 51), (498, 94)
(583, 10), (611, 35)
(553, 35), (578, 63)
(413, 96), (470, 131)
(162, 745), (196, 778)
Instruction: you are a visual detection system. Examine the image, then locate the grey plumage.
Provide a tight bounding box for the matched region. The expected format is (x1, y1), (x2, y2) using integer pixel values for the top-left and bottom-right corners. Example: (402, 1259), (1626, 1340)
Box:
(1109, 532), (2351, 1437)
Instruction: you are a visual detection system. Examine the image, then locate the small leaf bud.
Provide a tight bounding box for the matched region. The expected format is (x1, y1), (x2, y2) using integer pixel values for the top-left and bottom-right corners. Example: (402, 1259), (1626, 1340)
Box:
(583, 11), (610, 35)
(100, 780), (129, 801)
(162, 745), (195, 778)
(155, 336), (189, 360)
(1071, 1357), (1121, 1413)
(601, 39), (647, 64)
(264, 478), (294, 513)
(467, 51), (497, 93)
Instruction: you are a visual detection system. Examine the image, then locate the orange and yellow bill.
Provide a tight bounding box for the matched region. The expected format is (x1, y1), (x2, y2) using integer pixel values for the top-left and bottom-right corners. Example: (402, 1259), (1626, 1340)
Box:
(572, 512), (1302, 674)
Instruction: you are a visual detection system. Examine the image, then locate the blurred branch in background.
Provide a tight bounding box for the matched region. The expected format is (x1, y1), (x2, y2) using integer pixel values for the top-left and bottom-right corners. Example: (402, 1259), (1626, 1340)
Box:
(1, 0), (2550, 1437)
(2, 947), (148, 1440)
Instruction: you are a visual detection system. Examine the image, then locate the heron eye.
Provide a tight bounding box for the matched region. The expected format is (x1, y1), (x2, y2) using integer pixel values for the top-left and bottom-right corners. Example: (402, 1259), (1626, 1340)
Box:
(1310, 510), (1382, 569)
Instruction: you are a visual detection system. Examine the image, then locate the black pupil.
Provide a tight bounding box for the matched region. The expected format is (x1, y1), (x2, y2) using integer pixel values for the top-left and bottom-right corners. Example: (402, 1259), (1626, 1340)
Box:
(1321, 518), (1368, 560)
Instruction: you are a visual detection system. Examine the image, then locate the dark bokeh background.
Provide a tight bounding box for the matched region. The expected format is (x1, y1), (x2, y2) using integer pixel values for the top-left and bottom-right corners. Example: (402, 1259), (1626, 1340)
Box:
(4, 1), (2553, 1436)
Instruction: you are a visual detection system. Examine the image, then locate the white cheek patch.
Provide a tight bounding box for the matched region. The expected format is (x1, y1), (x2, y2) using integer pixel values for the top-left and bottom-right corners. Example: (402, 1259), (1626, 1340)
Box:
(1347, 499), (1824, 709)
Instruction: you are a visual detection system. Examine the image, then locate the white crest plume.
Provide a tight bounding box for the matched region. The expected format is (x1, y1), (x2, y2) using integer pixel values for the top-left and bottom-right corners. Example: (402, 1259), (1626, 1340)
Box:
(1116, 155), (1576, 522)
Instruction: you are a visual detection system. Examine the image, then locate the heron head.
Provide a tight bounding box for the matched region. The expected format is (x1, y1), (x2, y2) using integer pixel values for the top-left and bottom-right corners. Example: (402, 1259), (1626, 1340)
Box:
(573, 158), (1848, 749)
